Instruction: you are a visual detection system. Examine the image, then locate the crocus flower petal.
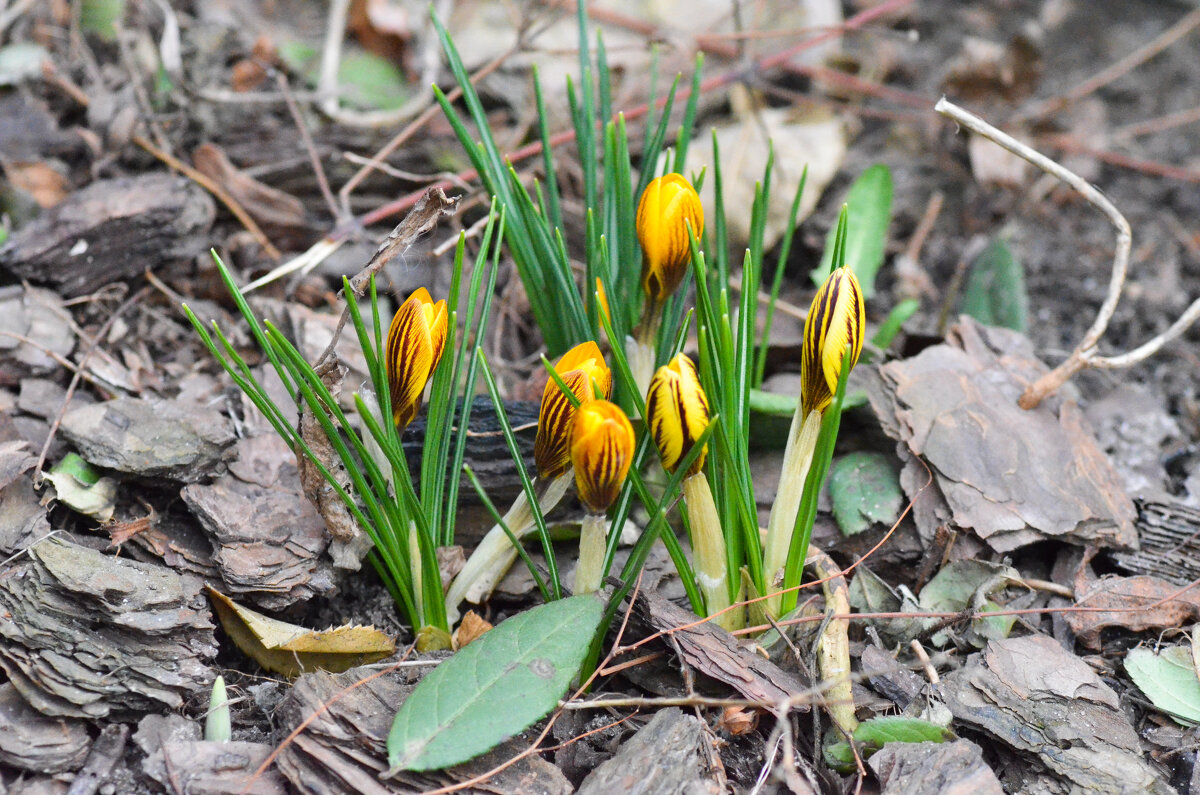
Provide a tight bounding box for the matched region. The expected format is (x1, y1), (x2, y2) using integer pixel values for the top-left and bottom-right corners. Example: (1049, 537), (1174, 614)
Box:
(646, 353), (709, 475)
(800, 267), (864, 417)
(637, 174), (704, 305)
(569, 399), (636, 514)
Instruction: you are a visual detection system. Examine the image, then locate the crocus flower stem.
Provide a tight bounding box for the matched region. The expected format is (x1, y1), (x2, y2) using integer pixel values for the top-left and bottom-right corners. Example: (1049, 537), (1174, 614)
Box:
(762, 407), (822, 617)
(573, 513), (608, 594)
(444, 472), (572, 622)
(682, 471), (738, 630)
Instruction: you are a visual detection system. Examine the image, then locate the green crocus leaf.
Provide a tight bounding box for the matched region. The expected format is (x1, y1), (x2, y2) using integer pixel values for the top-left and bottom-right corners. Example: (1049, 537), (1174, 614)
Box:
(825, 716), (955, 771)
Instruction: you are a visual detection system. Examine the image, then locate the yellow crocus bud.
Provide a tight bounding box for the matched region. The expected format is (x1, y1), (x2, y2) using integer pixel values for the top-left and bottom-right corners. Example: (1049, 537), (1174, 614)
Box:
(800, 267), (865, 417)
(533, 341), (612, 480)
(636, 173), (704, 305)
(646, 353), (709, 476)
(568, 399), (635, 515)
(386, 287), (448, 430)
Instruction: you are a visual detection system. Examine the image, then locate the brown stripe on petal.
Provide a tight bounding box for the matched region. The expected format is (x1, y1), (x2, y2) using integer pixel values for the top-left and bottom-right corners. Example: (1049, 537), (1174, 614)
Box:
(388, 303), (435, 428)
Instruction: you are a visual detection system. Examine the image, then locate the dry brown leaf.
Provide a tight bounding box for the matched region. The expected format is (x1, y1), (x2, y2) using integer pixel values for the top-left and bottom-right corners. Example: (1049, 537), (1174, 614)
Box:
(453, 611), (493, 649)
(630, 588), (808, 706)
(192, 143), (308, 237)
(716, 706), (759, 736)
(206, 587), (394, 677)
(1067, 554), (1200, 649)
(3, 160), (69, 207)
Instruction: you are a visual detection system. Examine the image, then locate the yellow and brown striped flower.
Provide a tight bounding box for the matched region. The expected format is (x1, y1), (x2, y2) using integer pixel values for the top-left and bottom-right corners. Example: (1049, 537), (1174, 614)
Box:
(800, 266), (864, 417)
(637, 173), (704, 305)
(533, 341), (612, 480)
(569, 399), (635, 514)
(646, 353), (709, 476)
(386, 287), (448, 430)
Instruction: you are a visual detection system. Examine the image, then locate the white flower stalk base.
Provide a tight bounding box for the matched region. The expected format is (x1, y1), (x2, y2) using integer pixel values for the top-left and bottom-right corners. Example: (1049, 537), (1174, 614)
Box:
(626, 335), (656, 414)
(762, 407), (823, 618)
(573, 513), (608, 594)
(445, 473), (572, 622)
(682, 472), (738, 631)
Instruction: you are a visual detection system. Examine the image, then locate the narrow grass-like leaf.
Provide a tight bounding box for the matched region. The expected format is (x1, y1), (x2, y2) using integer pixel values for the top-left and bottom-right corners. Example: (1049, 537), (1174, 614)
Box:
(755, 164), (808, 385)
(870, 297), (919, 353)
(672, 54), (704, 174)
(478, 351), (561, 598)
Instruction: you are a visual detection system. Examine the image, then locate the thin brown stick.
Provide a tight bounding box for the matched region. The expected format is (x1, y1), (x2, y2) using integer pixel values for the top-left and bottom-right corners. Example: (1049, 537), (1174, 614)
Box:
(1019, 6), (1200, 121)
(275, 71), (340, 221)
(936, 98), (1200, 408)
(1114, 105), (1200, 141)
(0, 332), (112, 395)
(336, 43), (519, 216)
(131, 134), (283, 260)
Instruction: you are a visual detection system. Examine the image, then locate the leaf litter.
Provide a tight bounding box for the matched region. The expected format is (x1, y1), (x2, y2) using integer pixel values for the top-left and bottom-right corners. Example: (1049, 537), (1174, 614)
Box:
(1, 0), (1200, 792)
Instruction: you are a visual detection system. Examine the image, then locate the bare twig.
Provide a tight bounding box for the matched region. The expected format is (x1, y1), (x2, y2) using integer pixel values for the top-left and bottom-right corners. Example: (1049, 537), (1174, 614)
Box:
(335, 41), (518, 217)
(316, 0), (351, 118)
(1017, 6), (1200, 122)
(315, 0), (449, 129)
(275, 71), (340, 221)
(936, 98), (1200, 409)
(311, 187), (460, 372)
(132, 134), (283, 260)
(0, 0), (37, 37)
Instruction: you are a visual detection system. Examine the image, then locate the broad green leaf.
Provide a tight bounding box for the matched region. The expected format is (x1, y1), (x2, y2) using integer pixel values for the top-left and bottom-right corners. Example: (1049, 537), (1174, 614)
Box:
(829, 451), (903, 536)
(814, 164), (893, 296)
(80, 0), (124, 41)
(962, 237), (1028, 332)
(387, 595), (605, 772)
(919, 560), (1019, 646)
(45, 453), (118, 522)
(1126, 645), (1200, 726)
(338, 51), (410, 111)
(855, 716), (955, 746)
(825, 716), (954, 770)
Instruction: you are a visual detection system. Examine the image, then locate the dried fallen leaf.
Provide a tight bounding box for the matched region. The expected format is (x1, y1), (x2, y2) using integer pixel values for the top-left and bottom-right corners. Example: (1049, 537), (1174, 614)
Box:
(2, 160), (69, 207)
(192, 143), (309, 242)
(453, 611), (492, 649)
(1067, 554), (1200, 649)
(43, 452), (118, 522)
(866, 318), (1136, 552)
(716, 706), (758, 736)
(206, 587), (394, 677)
